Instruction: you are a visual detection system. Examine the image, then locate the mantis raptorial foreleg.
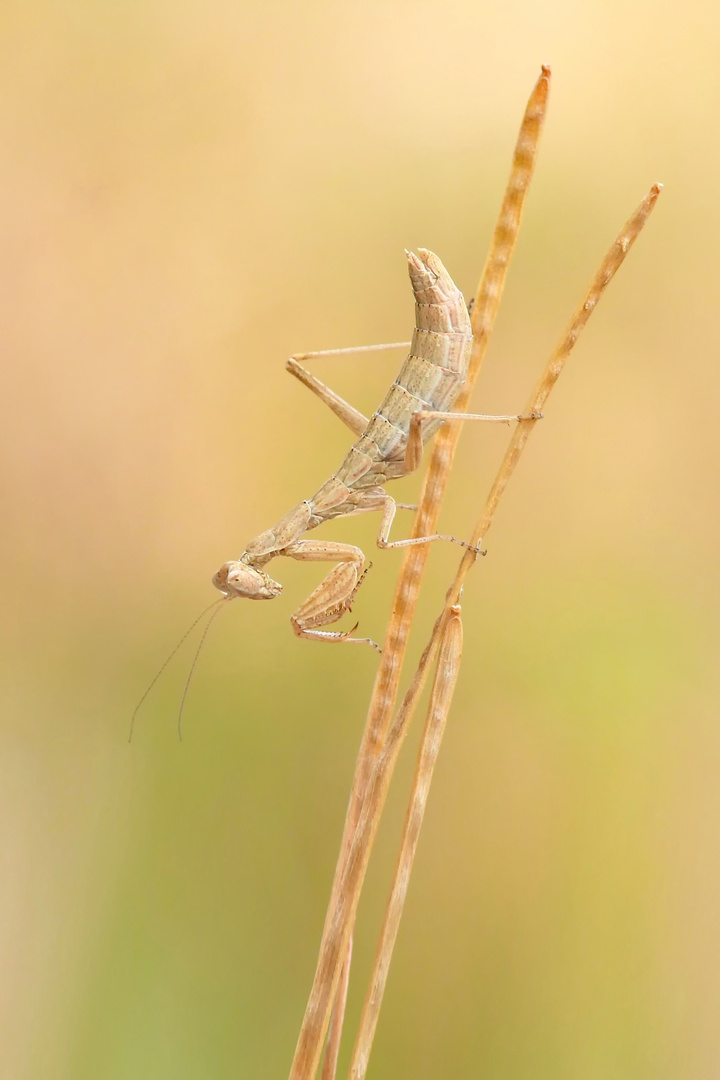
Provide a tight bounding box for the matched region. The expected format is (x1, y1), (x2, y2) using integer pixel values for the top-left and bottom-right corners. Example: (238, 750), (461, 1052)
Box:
(282, 539), (379, 648)
(281, 512), (419, 649)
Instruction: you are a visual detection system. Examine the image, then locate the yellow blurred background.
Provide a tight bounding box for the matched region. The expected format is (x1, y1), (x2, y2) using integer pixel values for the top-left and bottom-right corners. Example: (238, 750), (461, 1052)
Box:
(1, 2), (718, 1077)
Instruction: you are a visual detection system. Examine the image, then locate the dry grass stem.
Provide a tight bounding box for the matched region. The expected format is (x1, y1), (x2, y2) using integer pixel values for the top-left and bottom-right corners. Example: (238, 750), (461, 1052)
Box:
(462, 182), (663, 564)
(348, 607), (464, 1080)
(358, 65), (551, 797)
(305, 67), (551, 1080)
(321, 940), (352, 1080)
(288, 606), (457, 1080)
(337, 180), (663, 1075)
(288, 76), (660, 1080)
(360, 185), (664, 838)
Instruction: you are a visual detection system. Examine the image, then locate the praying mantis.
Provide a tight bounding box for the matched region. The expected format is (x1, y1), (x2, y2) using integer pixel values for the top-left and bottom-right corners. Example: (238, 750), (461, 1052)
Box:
(212, 248), (539, 649)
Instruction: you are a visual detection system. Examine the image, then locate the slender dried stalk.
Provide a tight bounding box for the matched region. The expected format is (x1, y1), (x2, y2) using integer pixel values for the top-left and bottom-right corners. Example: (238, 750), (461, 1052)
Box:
(320, 942), (352, 1080)
(344, 179), (662, 1078)
(289, 606), (457, 1080)
(462, 182), (663, 563)
(348, 608), (464, 1080)
(289, 87), (660, 1080)
(304, 67), (551, 1080)
(356, 64), (551, 804)
(402, 185), (663, 712)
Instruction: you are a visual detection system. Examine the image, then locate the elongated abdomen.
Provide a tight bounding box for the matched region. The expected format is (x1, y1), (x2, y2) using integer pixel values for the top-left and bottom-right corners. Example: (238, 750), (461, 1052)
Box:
(335, 248), (472, 489)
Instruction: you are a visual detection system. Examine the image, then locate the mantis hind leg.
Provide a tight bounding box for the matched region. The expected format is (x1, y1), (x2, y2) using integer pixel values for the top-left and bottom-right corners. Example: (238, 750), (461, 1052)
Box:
(281, 539), (380, 651)
(286, 359), (369, 436)
(286, 342), (410, 437)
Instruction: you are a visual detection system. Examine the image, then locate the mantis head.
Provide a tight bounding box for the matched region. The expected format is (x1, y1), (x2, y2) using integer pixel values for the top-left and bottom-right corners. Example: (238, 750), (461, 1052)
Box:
(212, 560), (283, 601)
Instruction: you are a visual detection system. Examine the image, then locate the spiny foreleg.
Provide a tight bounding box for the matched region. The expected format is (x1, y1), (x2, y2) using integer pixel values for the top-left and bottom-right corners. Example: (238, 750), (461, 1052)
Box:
(282, 539), (380, 650)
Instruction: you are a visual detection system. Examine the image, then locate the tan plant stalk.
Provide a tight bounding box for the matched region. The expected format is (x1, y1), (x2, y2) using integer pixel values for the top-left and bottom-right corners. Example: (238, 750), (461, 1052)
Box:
(344, 181), (662, 1078)
(290, 180), (661, 1080)
(354, 64), (550, 807)
(320, 942), (352, 1080)
(288, 606), (456, 1080)
(309, 67), (551, 1080)
(459, 182), (662, 570)
(348, 607), (464, 1080)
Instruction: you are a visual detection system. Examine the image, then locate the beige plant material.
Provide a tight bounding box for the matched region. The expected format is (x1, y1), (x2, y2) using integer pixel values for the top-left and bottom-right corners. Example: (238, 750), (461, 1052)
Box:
(292, 182), (661, 1080)
(348, 606), (464, 1080)
(320, 938), (352, 1080)
(289, 606), (457, 1080)
(345, 181), (662, 1080)
(306, 67), (552, 1080)
(318, 184), (661, 1080)
(287, 68), (661, 1080)
(355, 65), (552, 796)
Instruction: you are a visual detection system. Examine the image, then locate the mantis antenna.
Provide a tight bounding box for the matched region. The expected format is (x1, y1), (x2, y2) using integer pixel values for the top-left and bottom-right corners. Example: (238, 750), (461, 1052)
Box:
(128, 598), (224, 743)
(176, 601), (226, 742)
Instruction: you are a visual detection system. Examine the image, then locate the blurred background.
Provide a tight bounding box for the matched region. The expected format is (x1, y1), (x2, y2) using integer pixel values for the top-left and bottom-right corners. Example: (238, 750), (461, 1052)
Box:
(1, 2), (718, 1077)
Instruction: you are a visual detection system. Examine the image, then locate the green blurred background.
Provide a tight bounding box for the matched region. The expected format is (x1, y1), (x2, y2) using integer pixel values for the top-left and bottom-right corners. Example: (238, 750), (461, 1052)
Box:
(1, 1), (718, 1077)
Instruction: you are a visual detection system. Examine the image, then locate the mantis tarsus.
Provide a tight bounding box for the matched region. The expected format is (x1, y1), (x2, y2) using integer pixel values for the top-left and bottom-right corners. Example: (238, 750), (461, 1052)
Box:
(212, 248), (539, 649)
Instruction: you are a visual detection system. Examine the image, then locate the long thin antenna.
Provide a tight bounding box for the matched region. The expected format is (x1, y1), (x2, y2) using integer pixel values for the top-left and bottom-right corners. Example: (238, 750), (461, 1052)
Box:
(176, 601), (226, 742)
(128, 599), (224, 743)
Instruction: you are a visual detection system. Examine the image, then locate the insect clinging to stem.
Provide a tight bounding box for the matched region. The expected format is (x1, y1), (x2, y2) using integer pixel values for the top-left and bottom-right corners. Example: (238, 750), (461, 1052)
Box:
(212, 248), (540, 649)
(130, 248), (540, 739)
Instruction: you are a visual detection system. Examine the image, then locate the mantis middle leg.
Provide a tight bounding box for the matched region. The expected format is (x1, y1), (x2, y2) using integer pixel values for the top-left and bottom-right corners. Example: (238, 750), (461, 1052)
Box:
(356, 409), (544, 553)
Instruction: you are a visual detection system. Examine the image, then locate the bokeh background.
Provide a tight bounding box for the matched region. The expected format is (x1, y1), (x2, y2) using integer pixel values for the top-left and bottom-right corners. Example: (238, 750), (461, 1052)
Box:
(1, 2), (718, 1077)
